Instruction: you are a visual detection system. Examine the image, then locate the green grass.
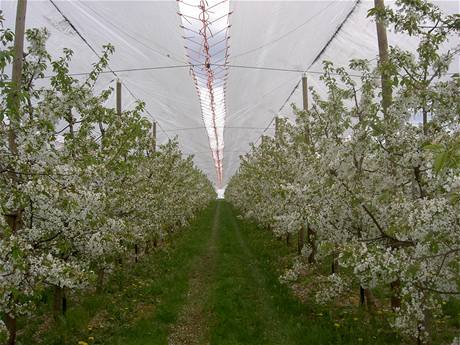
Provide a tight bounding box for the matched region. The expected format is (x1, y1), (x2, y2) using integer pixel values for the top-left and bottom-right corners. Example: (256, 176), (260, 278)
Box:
(208, 202), (401, 345)
(18, 202), (218, 345)
(16, 200), (459, 345)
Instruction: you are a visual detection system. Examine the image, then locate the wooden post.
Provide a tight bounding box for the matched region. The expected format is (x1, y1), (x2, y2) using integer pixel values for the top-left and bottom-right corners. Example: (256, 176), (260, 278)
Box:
(116, 79), (122, 116)
(375, 1), (401, 311)
(8, 0), (27, 156)
(302, 74), (309, 111)
(6, 2), (27, 344)
(152, 121), (157, 152)
(297, 74), (309, 255)
(11, 0), (27, 103)
(374, 0), (392, 116)
(301, 74), (310, 144)
(274, 116), (280, 139)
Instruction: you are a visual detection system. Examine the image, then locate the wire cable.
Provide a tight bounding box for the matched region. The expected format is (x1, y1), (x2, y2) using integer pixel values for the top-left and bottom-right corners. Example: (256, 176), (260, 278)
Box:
(48, 0), (171, 140)
(231, 1), (337, 59)
(41, 64), (199, 79)
(162, 126), (273, 132)
(251, 0), (361, 146)
(76, 0), (186, 64)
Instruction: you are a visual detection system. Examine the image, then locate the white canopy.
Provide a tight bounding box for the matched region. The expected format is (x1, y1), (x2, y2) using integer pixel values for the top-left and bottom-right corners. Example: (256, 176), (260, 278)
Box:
(1, 0), (458, 187)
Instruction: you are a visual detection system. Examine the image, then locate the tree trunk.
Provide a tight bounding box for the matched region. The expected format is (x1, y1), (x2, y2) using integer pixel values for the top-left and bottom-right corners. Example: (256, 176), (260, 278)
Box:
(332, 250), (339, 273)
(53, 286), (66, 318)
(62, 288), (67, 316)
(364, 288), (376, 310)
(134, 244), (139, 263)
(307, 226), (316, 264)
(419, 309), (432, 345)
(297, 225), (305, 255)
(96, 269), (105, 293)
(5, 314), (16, 345)
(331, 253), (339, 274)
(53, 286), (62, 316)
(390, 279), (401, 310)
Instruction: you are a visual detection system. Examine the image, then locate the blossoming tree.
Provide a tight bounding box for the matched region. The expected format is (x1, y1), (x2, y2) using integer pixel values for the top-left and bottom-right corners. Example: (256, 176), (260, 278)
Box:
(226, 1), (459, 342)
(0, 17), (215, 345)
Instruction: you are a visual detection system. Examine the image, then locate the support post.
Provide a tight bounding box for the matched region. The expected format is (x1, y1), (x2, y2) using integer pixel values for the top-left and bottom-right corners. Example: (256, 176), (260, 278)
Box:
(8, 0), (27, 156)
(274, 116), (280, 139)
(374, 0), (392, 116)
(298, 74), (309, 255)
(302, 74), (309, 111)
(152, 121), (157, 152)
(116, 79), (122, 116)
(302, 74), (310, 143)
(261, 135), (266, 145)
(11, 0), (27, 102)
(5, 2), (27, 344)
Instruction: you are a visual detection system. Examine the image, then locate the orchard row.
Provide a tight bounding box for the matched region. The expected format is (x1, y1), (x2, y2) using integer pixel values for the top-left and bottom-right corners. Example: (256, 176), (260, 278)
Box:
(0, 19), (215, 344)
(226, 2), (459, 344)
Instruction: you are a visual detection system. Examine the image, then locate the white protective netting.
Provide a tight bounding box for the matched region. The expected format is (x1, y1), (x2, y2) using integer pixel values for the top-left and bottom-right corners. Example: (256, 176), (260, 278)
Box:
(1, 0), (458, 187)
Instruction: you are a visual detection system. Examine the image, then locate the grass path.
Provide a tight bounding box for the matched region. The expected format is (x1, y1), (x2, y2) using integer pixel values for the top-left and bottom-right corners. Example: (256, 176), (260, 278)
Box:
(163, 201), (395, 345)
(167, 202), (220, 345)
(22, 200), (405, 345)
